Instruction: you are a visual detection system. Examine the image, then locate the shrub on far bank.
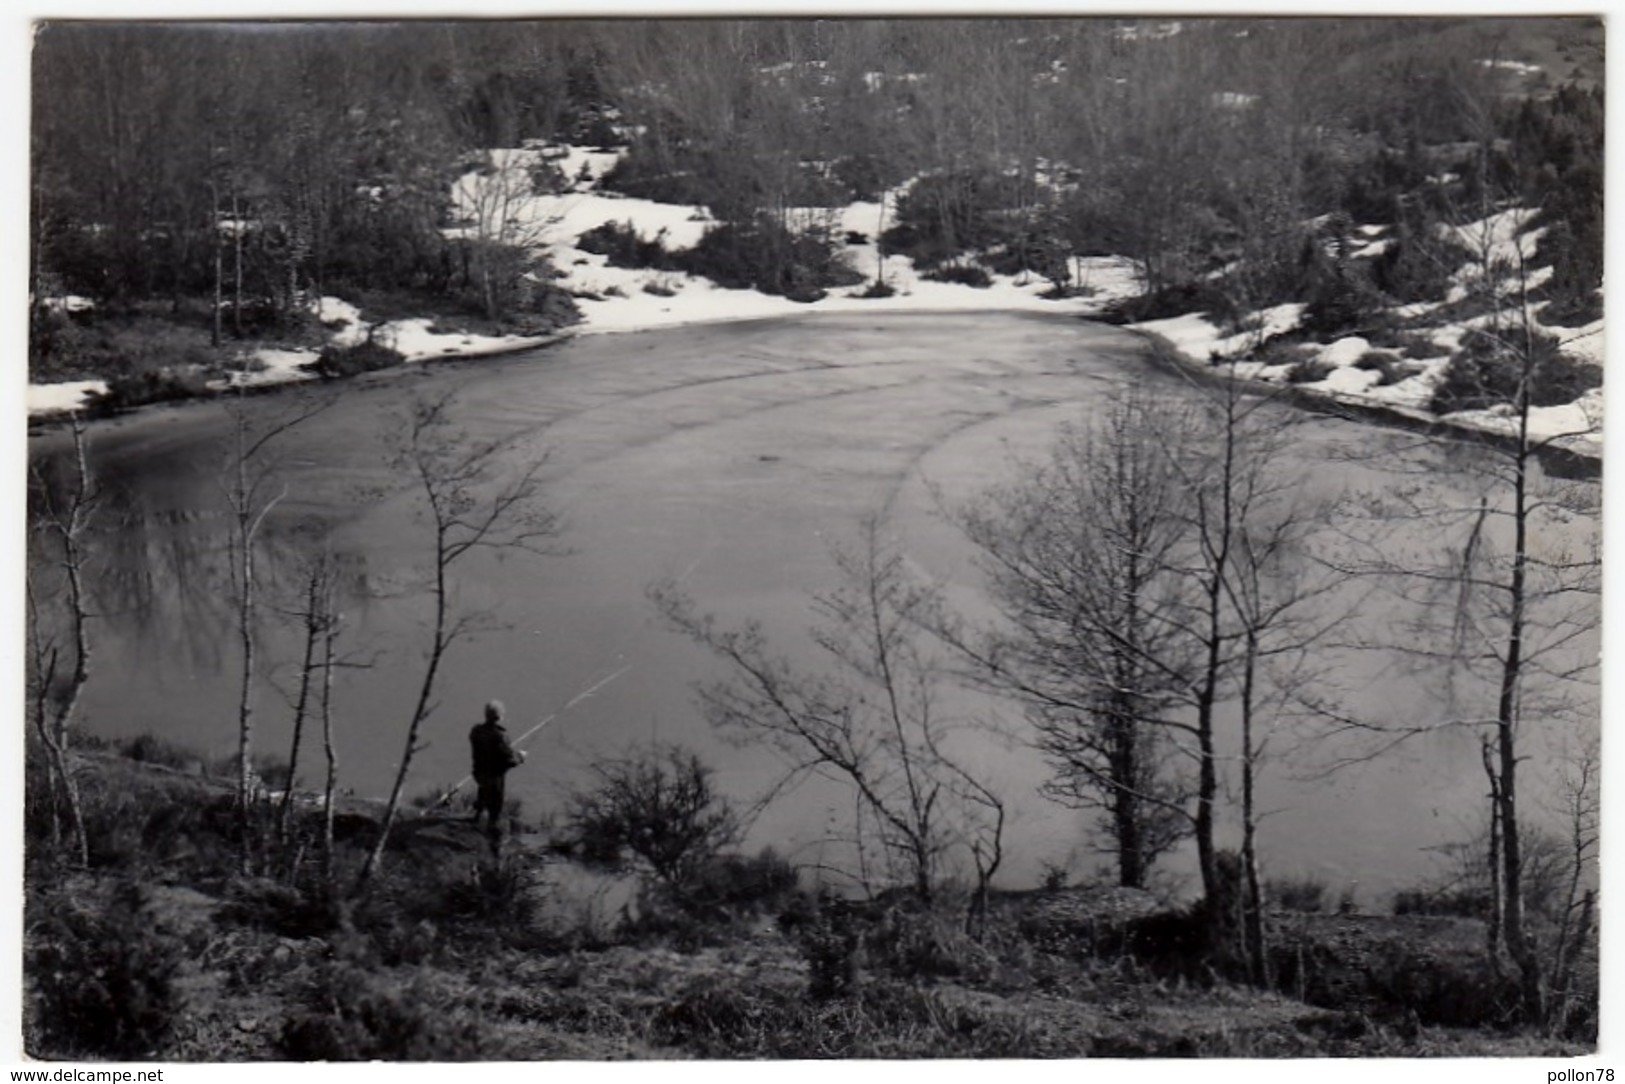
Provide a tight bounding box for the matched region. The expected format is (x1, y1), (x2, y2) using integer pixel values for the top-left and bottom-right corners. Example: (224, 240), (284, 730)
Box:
(31, 312), (222, 386)
(1286, 358), (1338, 385)
(674, 216), (861, 300)
(924, 263), (994, 289)
(87, 367), (211, 416)
(304, 340), (406, 380)
(1429, 328), (1601, 414)
(577, 219), (676, 271)
(1099, 279), (1240, 326)
(855, 279), (897, 299)
(1354, 350), (1415, 386)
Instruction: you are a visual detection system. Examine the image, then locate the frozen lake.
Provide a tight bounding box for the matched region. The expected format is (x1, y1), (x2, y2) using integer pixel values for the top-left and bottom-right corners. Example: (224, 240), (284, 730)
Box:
(30, 311), (1599, 902)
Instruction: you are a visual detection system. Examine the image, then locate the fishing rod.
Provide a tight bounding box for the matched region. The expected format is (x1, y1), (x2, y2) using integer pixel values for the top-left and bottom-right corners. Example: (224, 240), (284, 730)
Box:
(432, 661), (632, 808)
(434, 543), (710, 809)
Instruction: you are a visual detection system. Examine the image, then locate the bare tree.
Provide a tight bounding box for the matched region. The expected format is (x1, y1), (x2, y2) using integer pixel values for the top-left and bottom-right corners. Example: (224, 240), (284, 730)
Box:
(653, 516), (1006, 908)
(274, 555), (329, 846)
(945, 390), (1198, 890)
(318, 576), (344, 893)
(25, 416), (98, 868)
(355, 391), (561, 891)
(273, 546), (367, 871)
(1167, 374), (1358, 946)
(220, 390), (331, 873)
(1545, 736), (1599, 1037)
(1205, 393), (1350, 984)
(448, 149), (555, 322)
(1322, 244), (1600, 1022)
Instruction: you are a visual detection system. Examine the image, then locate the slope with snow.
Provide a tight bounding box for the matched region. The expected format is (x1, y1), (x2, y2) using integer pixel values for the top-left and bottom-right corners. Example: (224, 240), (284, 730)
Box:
(29, 149), (1602, 462)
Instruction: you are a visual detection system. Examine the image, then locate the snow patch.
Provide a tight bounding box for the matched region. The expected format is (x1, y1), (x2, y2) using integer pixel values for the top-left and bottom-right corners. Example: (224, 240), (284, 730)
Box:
(39, 295), (95, 314)
(1212, 91), (1259, 110)
(1478, 58), (1542, 76)
(28, 380), (107, 416)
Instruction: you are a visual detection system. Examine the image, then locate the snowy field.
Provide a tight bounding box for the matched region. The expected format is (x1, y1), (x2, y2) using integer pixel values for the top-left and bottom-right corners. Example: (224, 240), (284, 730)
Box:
(28, 144), (1603, 459)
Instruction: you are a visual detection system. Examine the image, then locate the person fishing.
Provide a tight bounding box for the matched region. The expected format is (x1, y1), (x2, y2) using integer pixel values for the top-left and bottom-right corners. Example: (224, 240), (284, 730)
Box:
(469, 699), (525, 836)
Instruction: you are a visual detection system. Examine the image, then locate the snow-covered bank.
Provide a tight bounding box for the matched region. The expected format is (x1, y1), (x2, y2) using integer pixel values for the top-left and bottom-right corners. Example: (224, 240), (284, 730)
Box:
(27, 379), (110, 417)
(1133, 314), (1601, 459)
(1129, 206), (1602, 459)
(28, 149), (1602, 463)
(27, 297), (571, 419)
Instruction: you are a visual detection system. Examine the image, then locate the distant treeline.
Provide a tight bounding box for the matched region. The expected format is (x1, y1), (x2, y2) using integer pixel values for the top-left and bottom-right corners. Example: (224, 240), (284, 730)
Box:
(29, 18), (1603, 378)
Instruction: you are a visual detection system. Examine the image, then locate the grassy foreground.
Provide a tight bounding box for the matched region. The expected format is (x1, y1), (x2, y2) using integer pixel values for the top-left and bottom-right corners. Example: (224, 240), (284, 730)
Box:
(22, 746), (1594, 1061)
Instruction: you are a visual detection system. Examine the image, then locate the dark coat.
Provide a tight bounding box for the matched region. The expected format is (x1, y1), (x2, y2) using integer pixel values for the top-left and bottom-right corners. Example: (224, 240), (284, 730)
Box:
(469, 720), (522, 781)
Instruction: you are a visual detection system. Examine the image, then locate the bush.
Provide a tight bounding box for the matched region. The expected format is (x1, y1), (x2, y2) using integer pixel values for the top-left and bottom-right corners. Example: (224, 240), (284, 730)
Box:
(1532, 217), (1603, 325)
(25, 883), (187, 1059)
(831, 153), (907, 204)
(121, 732), (205, 772)
(884, 169), (1015, 262)
(924, 263), (994, 289)
(1399, 334), (1442, 360)
(856, 279), (897, 299)
(1250, 336), (1317, 369)
(219, 877), (341, 940)
(1430, 329), (1601, 414)
(1353, 350), (1414, 386)
(277, 963), (507, 1060)
(1369, 224), (1473, 304)
(1269, 876), (1329, 914)
(576, 219), (675, 270)
(681, 849), (801, 917)
(1302, 263), (1384, 338)
(565, 743), (739, 893)
(87, 367), (211, 415)
(1286, 358), (1338, 385)
(1099, 279), (1240, 325)
(1391, 887), (1490, 919)
(676, 216), (861, 298)
(304, 339), (406, 380)
(29, 307), (100, 383)
(529, 159), (569, 196)
(596, 144), (711, 207)
(1361, 939), (1519, 1029)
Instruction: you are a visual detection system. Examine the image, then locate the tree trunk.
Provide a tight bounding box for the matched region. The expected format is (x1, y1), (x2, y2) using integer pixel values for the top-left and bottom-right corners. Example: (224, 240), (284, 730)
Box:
(1482, 740), (1504, 974)
(212, 179), (223, 348)
(320, 613), (340, 892)
(54, 423), (96, 867)
(1240, 632), (1268, 987)
(1496, 384), (1544, 1024)
(232, 185), (244, 338)
(232, 410), (263, 875)
(277, 571), (323, 850)
(356, 536), (450, 891)
(1109, 708), (1145, 889)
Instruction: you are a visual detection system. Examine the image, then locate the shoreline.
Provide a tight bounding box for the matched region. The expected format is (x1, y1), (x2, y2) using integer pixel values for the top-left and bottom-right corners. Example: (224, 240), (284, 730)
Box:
(1131, 328), (1602, 481)
(31, 307), (1602, 485)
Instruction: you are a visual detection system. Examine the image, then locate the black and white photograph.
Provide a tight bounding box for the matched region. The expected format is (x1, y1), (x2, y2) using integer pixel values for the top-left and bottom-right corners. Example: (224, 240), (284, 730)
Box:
(18, 11), (1606, 1062)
